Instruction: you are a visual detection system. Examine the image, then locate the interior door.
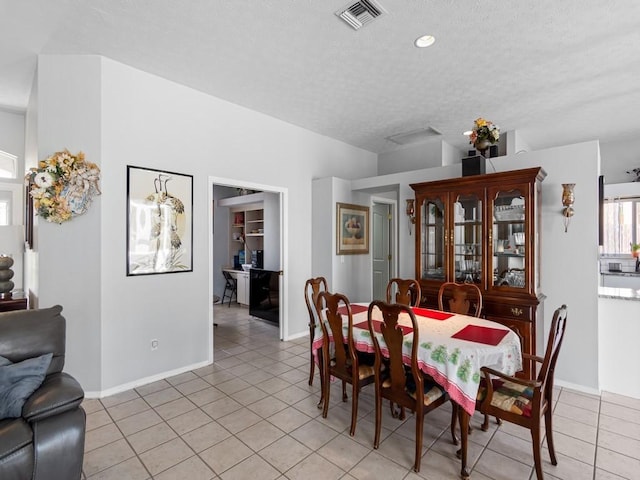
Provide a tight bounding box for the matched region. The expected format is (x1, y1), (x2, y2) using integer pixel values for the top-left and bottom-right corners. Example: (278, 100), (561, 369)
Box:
(372, 203), (391, 301)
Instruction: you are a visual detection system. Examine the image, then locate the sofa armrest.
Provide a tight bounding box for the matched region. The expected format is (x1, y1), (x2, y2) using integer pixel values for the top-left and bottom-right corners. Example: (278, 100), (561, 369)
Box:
(22, 373), (84, 423)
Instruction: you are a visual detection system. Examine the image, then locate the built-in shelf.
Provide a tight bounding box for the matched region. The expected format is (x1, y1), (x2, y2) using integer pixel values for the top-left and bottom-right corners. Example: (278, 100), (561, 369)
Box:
(222, 197), (265, 268)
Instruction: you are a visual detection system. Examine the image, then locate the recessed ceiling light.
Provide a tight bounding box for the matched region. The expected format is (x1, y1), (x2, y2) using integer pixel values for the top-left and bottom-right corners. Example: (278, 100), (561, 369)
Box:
(415, 35), (435, 48)
(463, 130), (473, 136)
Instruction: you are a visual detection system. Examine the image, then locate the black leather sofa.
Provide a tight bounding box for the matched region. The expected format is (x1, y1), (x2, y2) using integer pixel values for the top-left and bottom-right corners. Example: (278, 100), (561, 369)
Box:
(0, 305), (86, 480)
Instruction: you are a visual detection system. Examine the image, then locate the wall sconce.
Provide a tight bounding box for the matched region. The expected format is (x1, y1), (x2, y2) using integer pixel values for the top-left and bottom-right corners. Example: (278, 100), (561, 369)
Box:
(561, 183), (575, 233)
(406, 199), (416, 235)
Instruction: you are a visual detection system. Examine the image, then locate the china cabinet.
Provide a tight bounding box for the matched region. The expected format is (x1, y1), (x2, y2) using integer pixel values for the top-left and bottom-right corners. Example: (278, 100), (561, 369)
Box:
(410, 167), (546, 379)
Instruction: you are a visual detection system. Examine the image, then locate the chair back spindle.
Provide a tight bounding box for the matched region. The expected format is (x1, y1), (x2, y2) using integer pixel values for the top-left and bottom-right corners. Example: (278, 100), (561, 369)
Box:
(438, 282), (483, 317)
(386, 278), (422, 307)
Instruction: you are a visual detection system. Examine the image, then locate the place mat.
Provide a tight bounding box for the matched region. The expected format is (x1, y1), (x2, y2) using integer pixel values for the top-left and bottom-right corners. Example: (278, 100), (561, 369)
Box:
(451, 324), (509, 346)
(337, 304), (368, 315)
(411, 307), (453, 321)
(353, 319), (413, 335)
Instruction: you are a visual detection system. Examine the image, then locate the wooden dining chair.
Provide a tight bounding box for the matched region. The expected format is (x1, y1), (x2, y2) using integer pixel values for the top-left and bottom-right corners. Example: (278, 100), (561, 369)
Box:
(304, 277), (328, 389)
(439, 282), (497, 433)
(437, 282), (483, 317)
(385, 278), (422, 307)
(367, 300), (457, 472)
(316, 291), (375, 436)
(477, 305), (568, 480)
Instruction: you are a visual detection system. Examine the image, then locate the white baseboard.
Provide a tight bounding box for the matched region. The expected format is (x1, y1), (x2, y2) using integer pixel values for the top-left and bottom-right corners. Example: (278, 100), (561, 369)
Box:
(555, 379), (601, 397)
(84, 359), (212, 399)
(284, 330), (308, 341)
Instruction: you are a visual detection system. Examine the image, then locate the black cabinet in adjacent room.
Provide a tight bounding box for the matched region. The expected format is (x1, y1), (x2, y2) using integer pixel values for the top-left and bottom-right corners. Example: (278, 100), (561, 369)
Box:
(249, 268), (279, 324)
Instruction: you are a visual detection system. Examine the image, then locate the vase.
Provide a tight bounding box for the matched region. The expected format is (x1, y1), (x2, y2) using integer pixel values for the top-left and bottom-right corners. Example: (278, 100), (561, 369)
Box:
(0, 255), (14, 299)
(473, 138), (491, 157)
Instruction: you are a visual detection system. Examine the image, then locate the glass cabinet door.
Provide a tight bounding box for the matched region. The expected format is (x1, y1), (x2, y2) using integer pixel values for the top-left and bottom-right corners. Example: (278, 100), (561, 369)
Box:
(490, 187), (527, 289)
(419, 196), (446, 282)
(452, 193), (483, 284)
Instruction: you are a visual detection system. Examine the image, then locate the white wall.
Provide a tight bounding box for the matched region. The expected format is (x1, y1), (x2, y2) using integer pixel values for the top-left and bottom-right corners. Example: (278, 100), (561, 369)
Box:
(33, 54), (377, 394)
(600, 138), (638, 184)
(0, 109), (25, 177)
(377, 139), (458, 175)
(311, 177), (334, 286)
(35, 55), (103, 390)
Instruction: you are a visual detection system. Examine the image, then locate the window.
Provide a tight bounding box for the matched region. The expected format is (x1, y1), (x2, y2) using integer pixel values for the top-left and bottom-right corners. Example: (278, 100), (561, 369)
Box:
(602, 197), (640, 254)
(0, 199), (8, 225)
(0, 183), (22, 227)
(0, 150), (17, 179)
(0, 190), (11, 225)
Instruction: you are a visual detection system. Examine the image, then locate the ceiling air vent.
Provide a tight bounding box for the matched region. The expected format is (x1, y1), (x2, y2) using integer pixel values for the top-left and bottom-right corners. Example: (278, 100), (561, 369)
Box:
(386, 126), (443, 146)
(336, 0), (386, 30)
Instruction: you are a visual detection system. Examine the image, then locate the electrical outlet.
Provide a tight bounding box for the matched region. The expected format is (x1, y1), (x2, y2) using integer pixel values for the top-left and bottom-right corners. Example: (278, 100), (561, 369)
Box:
(150, 339), (159, 351)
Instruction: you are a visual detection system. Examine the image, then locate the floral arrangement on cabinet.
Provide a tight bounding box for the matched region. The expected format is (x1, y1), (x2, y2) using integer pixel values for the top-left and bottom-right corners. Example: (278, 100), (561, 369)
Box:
(26, 149), (101, 224)
(468, 117), (500, 150)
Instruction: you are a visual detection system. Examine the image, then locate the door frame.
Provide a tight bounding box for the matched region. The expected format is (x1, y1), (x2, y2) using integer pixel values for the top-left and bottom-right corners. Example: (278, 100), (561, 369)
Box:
(208, 176), (288, 360)
(370, 196), (398, 299)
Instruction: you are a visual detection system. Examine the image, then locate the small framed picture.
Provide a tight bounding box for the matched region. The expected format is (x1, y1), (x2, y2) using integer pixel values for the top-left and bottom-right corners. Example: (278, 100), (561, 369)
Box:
(336, 202), (369, 255)
(126, 166), (193, 276)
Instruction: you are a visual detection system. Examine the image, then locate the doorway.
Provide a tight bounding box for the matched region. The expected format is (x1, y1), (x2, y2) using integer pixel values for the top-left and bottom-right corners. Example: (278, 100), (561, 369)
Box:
(208, 177), (287, 350)
(371, 198), (396, 301)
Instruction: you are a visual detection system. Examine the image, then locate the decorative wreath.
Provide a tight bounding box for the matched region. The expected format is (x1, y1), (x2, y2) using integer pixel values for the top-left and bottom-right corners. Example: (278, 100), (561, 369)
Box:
(26, 149), (101, 224)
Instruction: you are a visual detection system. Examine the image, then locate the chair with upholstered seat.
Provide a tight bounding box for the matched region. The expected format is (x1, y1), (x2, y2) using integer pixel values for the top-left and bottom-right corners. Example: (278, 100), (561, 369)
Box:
(367, 300), (457, 472)
(304, 277), (328, 393)
(477, 304), (568, 480)
(437, 281), (483, 317)
(385, 278), (422, 307)
(316, 291), (375, 436)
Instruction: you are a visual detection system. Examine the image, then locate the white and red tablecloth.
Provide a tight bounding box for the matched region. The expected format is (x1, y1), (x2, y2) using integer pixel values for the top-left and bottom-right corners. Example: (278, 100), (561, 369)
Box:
(312, 303), (522, 415)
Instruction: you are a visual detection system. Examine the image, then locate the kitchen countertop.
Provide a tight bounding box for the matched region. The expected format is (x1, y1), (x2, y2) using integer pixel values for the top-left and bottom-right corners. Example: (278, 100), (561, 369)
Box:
(601, 271), (640, 276)
(222, 267), (249, 275)
(599, 286), (640, 301)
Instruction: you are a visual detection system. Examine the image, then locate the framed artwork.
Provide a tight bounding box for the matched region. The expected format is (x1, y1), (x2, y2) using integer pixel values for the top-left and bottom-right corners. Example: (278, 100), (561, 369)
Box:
(126, 166), (193, 276)
(336, 202), (369, 255)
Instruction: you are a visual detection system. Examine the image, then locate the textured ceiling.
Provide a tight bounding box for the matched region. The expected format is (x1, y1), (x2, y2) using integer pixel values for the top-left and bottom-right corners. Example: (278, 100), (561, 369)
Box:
(1, 0), (638, 154)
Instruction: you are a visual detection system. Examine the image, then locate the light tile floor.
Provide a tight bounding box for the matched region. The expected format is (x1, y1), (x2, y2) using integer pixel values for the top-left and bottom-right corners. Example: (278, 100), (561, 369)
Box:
(81, 304), (640, 479)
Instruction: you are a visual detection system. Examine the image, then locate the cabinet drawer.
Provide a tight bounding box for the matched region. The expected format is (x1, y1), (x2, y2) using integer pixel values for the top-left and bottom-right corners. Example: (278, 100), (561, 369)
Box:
(486, 303), (532, 321)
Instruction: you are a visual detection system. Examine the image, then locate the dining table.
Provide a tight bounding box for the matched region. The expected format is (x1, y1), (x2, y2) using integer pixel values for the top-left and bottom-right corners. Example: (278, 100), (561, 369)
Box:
(312, 302), (522, 479)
